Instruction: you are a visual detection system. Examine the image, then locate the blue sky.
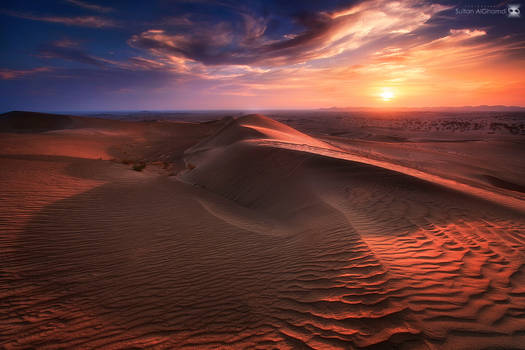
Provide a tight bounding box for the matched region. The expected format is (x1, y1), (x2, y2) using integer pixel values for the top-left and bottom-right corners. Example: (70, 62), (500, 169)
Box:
(1, 0), (524, 111)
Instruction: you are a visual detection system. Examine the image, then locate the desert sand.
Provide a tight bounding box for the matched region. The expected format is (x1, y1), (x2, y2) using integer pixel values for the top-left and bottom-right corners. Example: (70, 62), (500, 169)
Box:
(1, 111), (525, 349)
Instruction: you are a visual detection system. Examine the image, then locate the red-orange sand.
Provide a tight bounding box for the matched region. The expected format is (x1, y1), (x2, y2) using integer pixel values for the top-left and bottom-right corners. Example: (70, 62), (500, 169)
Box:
(1, 112), (524, 349)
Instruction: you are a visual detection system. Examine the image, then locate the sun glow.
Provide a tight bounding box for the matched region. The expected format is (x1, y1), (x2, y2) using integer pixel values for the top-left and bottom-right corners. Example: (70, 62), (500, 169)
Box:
(380, 88), (395, 102)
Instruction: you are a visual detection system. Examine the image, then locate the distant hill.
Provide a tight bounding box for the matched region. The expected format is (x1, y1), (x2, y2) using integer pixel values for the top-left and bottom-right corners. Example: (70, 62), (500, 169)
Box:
(420, 105), (525, 112)
(321, 106), (525, 112)
(0, 111), (74, 132)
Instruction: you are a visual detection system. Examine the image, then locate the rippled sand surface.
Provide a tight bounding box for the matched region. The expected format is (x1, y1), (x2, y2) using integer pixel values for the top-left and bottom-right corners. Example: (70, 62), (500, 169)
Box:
(1, 113), (525, 349)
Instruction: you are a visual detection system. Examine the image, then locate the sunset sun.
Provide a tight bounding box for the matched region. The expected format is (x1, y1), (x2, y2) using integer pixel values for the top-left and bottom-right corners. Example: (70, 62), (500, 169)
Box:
(380, 88), (395, 102)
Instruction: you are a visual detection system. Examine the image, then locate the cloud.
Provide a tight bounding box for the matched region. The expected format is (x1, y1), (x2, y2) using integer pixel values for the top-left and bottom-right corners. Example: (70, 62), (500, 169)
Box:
(36, 40), (192, 74)
(367, 28), (497, 75)
(65, 0), (113, 13)
(328, 27), (525, 105)
(3, 10), (117, 28)
(0, 67), (51, 80)
(180, 21), (523, 106)
(128, 0), (449, 67)
(38, 41), (109, 67)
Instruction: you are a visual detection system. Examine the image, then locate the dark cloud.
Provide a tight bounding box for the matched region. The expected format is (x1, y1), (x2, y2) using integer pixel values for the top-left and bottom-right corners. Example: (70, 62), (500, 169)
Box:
(128, 0), (448, 67)
(2, 10), (117, 27)
(65, 0), (113, 13)
(124, 0), (361, 66)
(38, 41), (108, 67)
(127, 9), (344, 66)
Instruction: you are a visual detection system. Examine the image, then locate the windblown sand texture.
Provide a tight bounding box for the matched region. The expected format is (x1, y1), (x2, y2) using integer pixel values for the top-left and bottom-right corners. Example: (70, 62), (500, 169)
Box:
(1, 112), (525, 349)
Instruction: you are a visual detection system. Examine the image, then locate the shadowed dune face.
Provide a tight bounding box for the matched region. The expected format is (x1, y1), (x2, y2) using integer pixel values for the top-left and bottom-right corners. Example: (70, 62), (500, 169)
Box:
(484, 175), (525, 194)
(2, 113), (525, 349)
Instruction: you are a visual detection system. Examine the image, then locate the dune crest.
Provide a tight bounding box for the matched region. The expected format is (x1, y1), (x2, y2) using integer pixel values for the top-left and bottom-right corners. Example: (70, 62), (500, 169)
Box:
(183, 114), (525, 213)
(1, 113), (524, 349)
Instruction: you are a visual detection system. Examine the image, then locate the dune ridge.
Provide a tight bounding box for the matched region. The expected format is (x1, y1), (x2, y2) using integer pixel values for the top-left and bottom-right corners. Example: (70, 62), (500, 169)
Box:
(1, 113), (524, 349)
(183, 114), (525, 213)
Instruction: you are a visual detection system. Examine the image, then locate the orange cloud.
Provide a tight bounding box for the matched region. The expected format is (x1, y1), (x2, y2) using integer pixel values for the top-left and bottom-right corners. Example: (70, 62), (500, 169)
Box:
(354, 29), (525, 106)
(0, 67), (51, 80)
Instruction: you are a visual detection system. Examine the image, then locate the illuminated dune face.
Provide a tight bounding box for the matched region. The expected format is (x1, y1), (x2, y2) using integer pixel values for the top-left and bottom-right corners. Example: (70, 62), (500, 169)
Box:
(2, 114), (525, 349)
(179, 114), (525, 347)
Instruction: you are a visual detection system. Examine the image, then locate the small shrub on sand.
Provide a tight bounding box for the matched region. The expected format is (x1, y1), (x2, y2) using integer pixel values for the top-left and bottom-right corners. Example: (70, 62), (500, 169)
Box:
(132, 162), (146, 171)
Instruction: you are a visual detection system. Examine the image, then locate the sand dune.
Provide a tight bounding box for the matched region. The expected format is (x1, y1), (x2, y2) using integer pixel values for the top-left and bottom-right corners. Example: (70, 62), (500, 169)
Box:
(0, 111), (75, 132)
(1, 113), (525, 349)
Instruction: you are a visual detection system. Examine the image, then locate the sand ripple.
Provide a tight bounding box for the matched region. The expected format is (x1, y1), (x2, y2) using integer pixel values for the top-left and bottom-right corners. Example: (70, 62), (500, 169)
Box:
(1, 114), (525, 349)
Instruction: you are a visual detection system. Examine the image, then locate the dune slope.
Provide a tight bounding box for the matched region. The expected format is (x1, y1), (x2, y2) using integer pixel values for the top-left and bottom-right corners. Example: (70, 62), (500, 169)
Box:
(1, 113), (525, 349)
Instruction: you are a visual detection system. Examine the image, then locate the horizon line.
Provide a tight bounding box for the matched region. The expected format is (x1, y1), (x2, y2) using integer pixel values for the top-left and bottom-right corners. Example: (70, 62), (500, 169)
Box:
(3, 105), (525, 114)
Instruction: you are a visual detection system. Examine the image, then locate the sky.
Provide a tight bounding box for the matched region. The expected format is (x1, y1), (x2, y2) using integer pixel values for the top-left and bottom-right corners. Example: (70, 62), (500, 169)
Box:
(1, 0), (524, 111)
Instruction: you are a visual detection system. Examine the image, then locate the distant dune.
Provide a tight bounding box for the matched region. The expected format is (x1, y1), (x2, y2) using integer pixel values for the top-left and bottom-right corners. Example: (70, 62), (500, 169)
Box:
(321, 105), (525, 112)
(1, 112), (525, 349)
(0, 111), (75, 131)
